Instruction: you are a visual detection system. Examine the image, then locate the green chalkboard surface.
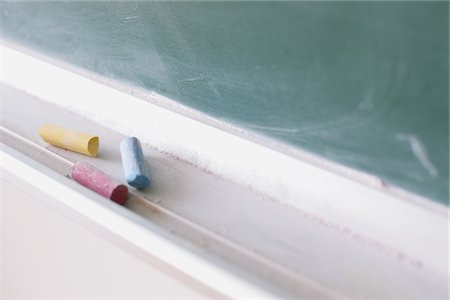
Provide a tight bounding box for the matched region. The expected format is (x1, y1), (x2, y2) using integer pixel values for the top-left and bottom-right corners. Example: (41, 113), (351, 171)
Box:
(1, 2), (448, 204)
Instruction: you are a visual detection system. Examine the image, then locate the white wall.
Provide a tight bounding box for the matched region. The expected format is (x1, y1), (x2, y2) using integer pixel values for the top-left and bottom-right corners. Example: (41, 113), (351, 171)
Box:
(1, 179), (211, 299)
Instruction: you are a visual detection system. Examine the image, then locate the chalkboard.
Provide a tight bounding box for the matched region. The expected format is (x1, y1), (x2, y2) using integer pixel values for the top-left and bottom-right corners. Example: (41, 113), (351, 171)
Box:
(1, 2), (448, 204)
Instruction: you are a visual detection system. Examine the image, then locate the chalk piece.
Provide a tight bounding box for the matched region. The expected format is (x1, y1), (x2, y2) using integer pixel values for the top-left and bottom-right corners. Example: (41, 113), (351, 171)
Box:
(71, 162), (128, 204)
(39, 124), (99, 157)
(120, 136), (150, 189)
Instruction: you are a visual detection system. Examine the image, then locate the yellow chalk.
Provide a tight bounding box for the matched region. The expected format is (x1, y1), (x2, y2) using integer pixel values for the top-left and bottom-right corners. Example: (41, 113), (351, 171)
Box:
(38, 124), (99, 157)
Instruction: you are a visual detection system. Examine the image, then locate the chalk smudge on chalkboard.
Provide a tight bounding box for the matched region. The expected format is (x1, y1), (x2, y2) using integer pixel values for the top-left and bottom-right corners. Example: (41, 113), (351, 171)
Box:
(245, 124), (300, 135)
(179, 76), (222, 98)
(123, 15), (139, 23)
(397, 133), (438, 178)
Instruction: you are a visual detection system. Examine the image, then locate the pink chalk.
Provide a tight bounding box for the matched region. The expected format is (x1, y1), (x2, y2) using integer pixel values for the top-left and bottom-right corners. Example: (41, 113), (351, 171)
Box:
(71, 162), (128, 205)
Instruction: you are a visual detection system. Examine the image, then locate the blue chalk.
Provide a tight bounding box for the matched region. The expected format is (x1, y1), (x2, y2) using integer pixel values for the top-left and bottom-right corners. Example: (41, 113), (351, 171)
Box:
(120, 136), (150, 189)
